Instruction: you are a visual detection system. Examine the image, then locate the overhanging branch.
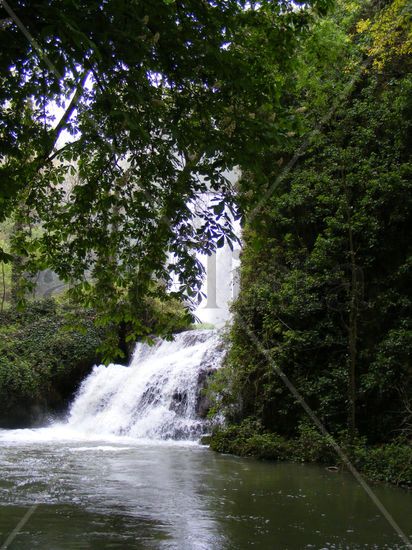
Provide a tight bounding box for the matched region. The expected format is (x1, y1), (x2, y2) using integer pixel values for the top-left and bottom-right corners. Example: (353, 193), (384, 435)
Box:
(44, 69), (90, 162)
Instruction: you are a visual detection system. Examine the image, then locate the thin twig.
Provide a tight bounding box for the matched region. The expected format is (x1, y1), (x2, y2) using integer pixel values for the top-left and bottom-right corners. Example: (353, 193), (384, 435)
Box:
(1, 262), (6, 312)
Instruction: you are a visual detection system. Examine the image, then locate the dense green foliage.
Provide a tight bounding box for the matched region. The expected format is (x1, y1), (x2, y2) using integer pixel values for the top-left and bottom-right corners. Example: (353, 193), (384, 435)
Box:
(0, 0), (330, 347)
(0, 299), (105, 427)
(1, 224), (192, 362)
(210, 0), (412, 474)
(209, 420), (412, 487)
(209, 419), (335, 463)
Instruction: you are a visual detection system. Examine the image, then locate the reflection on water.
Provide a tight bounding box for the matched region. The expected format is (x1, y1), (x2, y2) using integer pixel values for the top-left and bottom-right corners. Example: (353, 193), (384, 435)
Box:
(0, 436), (411, 549)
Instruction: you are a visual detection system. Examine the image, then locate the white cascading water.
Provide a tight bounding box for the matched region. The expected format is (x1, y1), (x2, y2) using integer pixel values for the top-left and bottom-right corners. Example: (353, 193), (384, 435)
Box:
(3, 196), (239, 444)
(62, 207), (239, 442)
(65, 329), (224, 441)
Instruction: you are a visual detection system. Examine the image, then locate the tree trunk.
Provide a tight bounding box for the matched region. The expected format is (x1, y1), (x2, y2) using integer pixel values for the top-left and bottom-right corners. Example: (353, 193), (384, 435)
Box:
(1, 262), (6, 312)
(345, 182), (358, 442)
(10, 220), (25, 307)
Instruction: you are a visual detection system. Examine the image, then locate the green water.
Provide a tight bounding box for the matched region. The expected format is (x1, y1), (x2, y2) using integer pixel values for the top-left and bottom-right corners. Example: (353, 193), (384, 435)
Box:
(0, 437), (411, 549)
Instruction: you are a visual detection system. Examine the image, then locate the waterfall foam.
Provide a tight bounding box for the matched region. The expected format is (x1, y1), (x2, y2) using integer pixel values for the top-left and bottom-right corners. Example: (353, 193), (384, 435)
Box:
(64, 329), (224, 441)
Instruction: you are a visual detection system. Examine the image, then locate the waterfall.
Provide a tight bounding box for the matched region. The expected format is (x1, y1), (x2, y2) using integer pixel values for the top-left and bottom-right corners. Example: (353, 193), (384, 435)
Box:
(64, 330), (224, 441)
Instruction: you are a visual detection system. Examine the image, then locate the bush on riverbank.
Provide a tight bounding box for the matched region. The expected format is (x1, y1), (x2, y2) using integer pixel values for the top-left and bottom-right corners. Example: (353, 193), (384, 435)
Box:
(0, 299), (104, 427)
(352, 443), (412, 487)
(209, 1), (412, 489)
(209, 419), (412, 487)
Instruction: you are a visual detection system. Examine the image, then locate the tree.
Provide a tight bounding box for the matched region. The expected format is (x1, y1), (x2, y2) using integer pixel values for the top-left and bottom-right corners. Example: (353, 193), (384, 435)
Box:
(0, 0), (329, 344)
(222, 0), (412, 442)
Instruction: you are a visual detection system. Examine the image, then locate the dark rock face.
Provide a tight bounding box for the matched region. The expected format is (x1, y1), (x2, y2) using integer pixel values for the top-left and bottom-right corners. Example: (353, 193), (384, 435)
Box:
(0, 401), (47, 429)
(170, 391), (188, 415)
(0, 361), (96, 429)
(195, 367), (217, 418)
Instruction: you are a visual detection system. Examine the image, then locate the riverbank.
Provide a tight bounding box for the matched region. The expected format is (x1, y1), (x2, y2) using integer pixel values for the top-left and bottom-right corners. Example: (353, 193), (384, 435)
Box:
(208, 419), (412, 488)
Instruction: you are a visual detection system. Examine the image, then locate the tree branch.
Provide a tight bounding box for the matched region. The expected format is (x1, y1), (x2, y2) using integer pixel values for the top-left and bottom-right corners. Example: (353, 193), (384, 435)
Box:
(44, 70), (90, 162)
(46, 139), (81, 164)
(1, 262), (6, 312)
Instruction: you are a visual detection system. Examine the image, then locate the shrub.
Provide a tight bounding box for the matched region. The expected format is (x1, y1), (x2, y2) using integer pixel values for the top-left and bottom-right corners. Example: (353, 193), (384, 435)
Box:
(210, 418), (291, 460)
(209, 420), (412, 487)
(352, 442), (412, 487)
(0, 298), (104, 427)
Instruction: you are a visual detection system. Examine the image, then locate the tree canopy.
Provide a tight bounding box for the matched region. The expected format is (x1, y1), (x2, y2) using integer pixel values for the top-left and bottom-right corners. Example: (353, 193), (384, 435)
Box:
(0, 0), (330, 340)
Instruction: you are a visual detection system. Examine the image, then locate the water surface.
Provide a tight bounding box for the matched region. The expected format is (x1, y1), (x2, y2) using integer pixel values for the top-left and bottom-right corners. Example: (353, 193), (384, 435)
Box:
(0, 434), (411, 549)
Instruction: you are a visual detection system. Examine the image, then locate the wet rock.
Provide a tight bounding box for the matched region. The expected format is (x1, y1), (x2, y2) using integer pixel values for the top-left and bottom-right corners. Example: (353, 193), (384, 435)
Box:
(170, 391), (188, 415)
(195, 367), (217, 418)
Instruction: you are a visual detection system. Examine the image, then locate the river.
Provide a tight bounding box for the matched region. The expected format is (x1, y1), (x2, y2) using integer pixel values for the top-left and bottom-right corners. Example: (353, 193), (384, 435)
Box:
(1, 331), (411, 548)
(0, 434), (411, 549)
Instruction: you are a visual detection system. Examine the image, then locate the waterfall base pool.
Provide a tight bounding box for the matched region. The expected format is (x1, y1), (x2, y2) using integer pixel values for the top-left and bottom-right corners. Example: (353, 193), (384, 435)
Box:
(0, 436), (411, 549)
